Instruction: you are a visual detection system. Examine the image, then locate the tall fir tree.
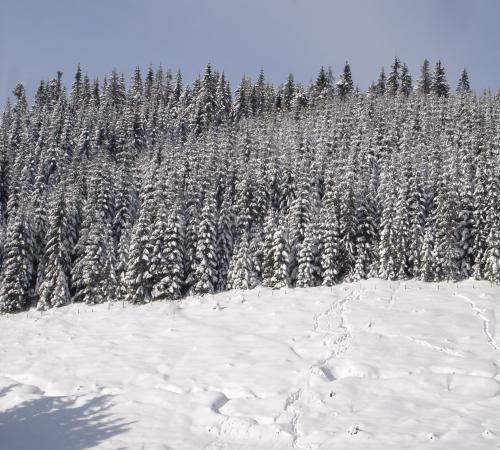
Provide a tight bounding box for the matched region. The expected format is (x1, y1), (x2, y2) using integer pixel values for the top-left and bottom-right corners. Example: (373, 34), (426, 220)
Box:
(415, 59), (431, 95)
(456, 69), (471, 94)
(431, 60), (450, 98)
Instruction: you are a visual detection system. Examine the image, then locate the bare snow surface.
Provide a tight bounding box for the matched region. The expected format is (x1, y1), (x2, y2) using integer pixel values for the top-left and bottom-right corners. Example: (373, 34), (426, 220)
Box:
(1, 280), (500, 450)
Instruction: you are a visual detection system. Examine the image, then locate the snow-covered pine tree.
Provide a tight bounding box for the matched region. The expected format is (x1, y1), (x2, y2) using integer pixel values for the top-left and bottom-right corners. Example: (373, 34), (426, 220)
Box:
(336, 62), (354, 98)
(214, 72), (232, 126)
(319, 208), (341, 286)
(455, 146), (475, 279)
(151, 200), (185, 300)
(375, 67), (386, 96)
(353, 179), (378, 281)
(192, 191), (218, 295)
(270, 215), (290, 289)
(262, 209), (277, 287)
(482, 160), (500, 282)
(0, 211), (33, 313)
(415, 59), (432, 95)
(400, 64), (413, 97)
(71, 167), (116, 305)
(392, 164), (412, 279)
(311, 67), (334, 103)
(338, 155), (357, 278)
(282, 73), (296, 110)
(216, 180), (235, 291)
(431, 60), (450, 98)
(123, 166), (156, 303)
(287, 170), (311, 285)
(317, 166), (342, 286)
(233, 76), (251, 122)
(38, 184), (73, 309)
(378, 157), (399, 280)
(456, 69), (471, 94)
(228, 230), (254, 290)
(386, 57), (401, 95)
(297, 220), (321, 287)
(420, 218), (435, 282)
(407, 160), (426, 277)
(430, 156), (459, 281)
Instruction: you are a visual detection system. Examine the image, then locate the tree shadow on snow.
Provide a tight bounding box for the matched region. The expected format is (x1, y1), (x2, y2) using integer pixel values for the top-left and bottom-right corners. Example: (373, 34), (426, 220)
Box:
(0, 384), (16, 398)
(0, 394), (132, 450)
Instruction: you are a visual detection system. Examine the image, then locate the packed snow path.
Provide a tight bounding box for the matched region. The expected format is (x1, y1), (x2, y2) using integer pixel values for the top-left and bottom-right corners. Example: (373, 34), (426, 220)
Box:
(1, 280), (499, 450)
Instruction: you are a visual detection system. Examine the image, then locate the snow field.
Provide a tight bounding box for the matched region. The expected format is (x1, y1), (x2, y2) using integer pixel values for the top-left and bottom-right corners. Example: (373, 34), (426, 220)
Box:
(1, 279), (500, 449)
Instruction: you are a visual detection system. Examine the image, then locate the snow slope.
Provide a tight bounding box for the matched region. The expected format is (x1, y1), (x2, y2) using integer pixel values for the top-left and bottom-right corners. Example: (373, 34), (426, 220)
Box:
(1, 280), (500, 450)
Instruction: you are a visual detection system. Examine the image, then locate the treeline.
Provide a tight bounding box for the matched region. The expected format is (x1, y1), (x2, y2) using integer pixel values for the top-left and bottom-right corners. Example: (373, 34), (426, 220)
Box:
(0, 58), (499, 313)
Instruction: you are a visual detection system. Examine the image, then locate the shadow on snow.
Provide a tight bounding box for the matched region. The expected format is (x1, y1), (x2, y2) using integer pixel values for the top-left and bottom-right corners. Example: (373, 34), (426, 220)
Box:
(0, 392), (132, 450)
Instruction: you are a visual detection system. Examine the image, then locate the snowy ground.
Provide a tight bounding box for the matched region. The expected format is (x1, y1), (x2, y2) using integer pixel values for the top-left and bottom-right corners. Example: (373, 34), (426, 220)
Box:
(1, 280), (500, 450)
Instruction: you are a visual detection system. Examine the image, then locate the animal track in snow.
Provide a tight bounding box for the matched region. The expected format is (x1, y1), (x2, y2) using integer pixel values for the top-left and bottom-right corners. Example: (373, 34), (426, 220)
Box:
(405, 336), (465, 358)
(454, 291), (500, 356)
(283, 288), (357, 449)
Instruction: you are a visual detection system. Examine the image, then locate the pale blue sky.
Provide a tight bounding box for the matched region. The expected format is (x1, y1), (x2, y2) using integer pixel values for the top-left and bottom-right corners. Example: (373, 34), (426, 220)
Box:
(1, 0), (499, 104)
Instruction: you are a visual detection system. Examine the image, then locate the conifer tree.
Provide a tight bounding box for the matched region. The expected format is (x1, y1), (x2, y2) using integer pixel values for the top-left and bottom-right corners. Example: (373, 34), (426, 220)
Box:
(353, 177), (378, 281)
(482, 163), (500, 282)
(228, 230), (254, 290)
(0, 213), (33, 313)
(378, 164), (399, 280)
(70, 63), (83, 108)
(312, 67), (333, 101)
(297, 220), (320, 287)
(287, 175), (311, 284)
(420, 219), (435, 281)
(400, 63), (413, 96)
(269, 216), (290, 289)
(72, 171), (116, 305)
(38, 185), (73, 309)
(415, 59), (432, 95)
(192, 193), (218, 295)
(234, 76), (251, 122)
(472, 148), (488, 279)
(216, 184), (235, 291)
(431, 166), (459, 280)
(407, 163), (426, 277)
(336, 62), (354, 97)
(151, 202), (185, 300)
(319, 207), (341, 286)
(431, 60), (450, 98)
(214, 72), (232, 126)
(387, 57), (401, 95)
(376, 67), (386, 96)
(282, 73), (296, 110)
(338, 158), (357, 277)
(261, 210), (290, 289)
(456, 69), (471, 94)
(123, 169), (155, 303)
(262, 210), (277, 287)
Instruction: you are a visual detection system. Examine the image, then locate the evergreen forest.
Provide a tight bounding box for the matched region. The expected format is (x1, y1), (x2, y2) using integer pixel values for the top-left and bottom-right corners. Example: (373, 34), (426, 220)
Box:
(0, 58), (499, 313)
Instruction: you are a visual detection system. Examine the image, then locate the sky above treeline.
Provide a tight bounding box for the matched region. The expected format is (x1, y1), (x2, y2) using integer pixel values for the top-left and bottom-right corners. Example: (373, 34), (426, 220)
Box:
(1, 0), (499, 104)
